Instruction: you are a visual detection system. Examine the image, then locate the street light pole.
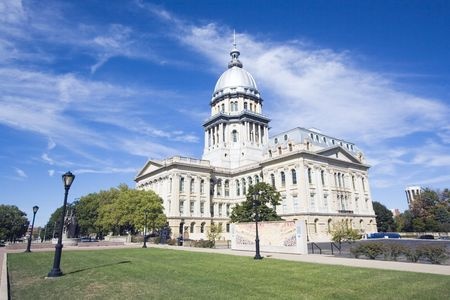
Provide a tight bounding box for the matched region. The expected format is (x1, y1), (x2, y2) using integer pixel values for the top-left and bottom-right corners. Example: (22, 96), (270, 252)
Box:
(48, 171), (75, 278)
(25, 205), (39, 252)
(143, 209), (148, 248)
(253, 191), (263, 260)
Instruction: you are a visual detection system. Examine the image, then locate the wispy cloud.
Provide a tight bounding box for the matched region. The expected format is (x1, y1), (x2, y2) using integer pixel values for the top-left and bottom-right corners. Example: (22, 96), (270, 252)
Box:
(14, 167), (27, 178)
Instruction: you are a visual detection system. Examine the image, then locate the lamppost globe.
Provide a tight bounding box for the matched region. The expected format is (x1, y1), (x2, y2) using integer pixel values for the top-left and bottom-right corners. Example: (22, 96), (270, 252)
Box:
(48, 171), (75, 278)
(25, 205), (39, 253)
(62, 171), (75, 189)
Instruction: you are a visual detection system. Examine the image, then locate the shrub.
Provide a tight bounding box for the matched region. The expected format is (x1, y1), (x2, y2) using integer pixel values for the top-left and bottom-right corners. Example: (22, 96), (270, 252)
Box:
(404, 248), (422, 262)
(361, 242), (384, 259)
(166, 238), (177, 246)
(350, 245), (364, 258)
(417, 244), (448, 264)
(192, 239), (214, 248)
(382, 243), (408, 261)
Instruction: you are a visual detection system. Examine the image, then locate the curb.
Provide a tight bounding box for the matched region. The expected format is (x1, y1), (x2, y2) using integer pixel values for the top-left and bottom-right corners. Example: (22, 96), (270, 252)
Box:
(0, 253), (8, 300)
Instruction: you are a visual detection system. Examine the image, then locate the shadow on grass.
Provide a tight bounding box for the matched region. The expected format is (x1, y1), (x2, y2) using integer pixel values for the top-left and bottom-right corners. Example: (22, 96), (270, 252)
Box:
(64, 260), (132, 275)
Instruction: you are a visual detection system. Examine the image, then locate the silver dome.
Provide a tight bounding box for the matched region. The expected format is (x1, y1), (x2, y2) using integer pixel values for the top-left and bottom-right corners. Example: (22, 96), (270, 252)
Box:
(212, 44), (260, 101)
(213, 66), (258, 93)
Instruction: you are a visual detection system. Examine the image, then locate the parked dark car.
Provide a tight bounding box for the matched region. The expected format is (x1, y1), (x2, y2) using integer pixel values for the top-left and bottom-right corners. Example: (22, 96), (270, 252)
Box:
(418, 234), (434, 240)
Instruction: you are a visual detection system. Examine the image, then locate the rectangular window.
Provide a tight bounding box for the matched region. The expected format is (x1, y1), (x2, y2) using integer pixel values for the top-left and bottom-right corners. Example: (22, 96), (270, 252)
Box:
(226, 204), (230, 216)
(200, 180), (204, 194)
(179, 177), (184, 192)
(200, 202), (204, 214)
(190, 201), (194, 213)
(282, 196), (287, 214)
(218, 203), (223, 216)
(179, 201), (184, 214)
(293, 196), (299, 213)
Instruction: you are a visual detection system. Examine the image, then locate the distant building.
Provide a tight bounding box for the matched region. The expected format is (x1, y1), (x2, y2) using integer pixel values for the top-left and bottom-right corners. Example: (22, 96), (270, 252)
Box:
(135, 41), (377, 242)
(405, 186), (422, 208)
(390, 208), (401, 217)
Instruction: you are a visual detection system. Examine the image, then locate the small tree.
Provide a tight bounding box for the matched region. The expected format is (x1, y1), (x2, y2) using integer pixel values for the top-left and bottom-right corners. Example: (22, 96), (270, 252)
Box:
(230, 182), (282, 223)
(329, 220), (361, 244)
(207, 223), (223, 246)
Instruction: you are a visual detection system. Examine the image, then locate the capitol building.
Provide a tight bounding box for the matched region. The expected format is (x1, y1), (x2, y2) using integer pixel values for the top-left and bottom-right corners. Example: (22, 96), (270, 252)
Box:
(135, 42), (377, 242)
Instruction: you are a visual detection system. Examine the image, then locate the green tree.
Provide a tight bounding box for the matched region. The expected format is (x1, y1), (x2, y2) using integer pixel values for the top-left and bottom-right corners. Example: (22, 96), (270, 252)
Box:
(230, 182), (282, 223)
(372, 201), (396, 232)
(410, 188), (449, 232)
(43, 206), (66, 240)
(0, 205), (29, 242)
(74, 186), (120, 237)
(96, 185), (166, 235)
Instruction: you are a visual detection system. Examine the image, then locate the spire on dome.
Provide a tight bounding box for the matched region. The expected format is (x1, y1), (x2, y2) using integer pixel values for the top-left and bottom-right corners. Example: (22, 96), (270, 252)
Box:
(228, 30), (243, 68)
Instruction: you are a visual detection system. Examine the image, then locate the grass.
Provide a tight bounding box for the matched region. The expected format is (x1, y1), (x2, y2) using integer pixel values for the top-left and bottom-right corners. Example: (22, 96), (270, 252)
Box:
(8, 247), (450, 299)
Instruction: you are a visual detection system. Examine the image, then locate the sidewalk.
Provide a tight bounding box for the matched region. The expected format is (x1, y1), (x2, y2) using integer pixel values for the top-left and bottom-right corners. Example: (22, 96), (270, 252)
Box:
(1, 243), (449, 299)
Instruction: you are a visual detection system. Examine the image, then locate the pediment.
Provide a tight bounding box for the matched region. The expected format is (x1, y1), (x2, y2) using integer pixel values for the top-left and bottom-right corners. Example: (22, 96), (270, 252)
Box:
(315, 146), (362, 164)
(135, 160), (163, 178)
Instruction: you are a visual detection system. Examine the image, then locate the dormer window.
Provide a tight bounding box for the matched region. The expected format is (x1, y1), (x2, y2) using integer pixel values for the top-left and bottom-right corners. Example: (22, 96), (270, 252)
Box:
(274, 138), (278, 144)
(284, 134), (288, 141)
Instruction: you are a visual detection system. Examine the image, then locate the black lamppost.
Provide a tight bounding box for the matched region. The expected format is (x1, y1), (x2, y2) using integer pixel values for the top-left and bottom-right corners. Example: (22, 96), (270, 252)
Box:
(25, 205), (39, 252)
(48, 171), (75, 278)
(142, 209), (149, 248)
(252, 191), (263, 260)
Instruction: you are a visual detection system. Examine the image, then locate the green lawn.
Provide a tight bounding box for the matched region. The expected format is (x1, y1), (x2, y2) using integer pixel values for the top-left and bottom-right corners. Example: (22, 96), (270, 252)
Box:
(8, 248), (450, 299)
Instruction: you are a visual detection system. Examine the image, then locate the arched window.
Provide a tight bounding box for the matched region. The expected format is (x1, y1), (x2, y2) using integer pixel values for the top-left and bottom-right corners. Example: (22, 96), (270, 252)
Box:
(269, 150), (272, 157)
(314, 219), (319, 233)
(169, 177), (172, 192)
(310, 133), (314, 139)
(341, 174), (345, 188)
(337, 173), (342, 187)
(321, 170), (325, 185)
(244, 102), (248, 110)
(281, 171), (286, 187)
(270, 173), (275, 187)
(224, 180), (229, 197)
(242, 178), (246, 195)
(288, 143), (293, 151)
(327, 219), (332, 232)
(190, 222), (195, 233)
(284, 134), (288, 141)
(352, 176), (355, 189)
(221, 103), (225, 112)
(232, 130), (238, 143)
(226, 223), (230, 233)
(274, 138), (278, 144)
(308, 168), (312, 184)
(291, 169), (297, 184)
(236, 180), (240, 196)
(179, 177), (185, 192)
(278, 147), (282, 155)
(217, 179), (222, 196)
(200, 222), (206, 233)
(254, 175), (259, 183)
(248, 176), (253, 186)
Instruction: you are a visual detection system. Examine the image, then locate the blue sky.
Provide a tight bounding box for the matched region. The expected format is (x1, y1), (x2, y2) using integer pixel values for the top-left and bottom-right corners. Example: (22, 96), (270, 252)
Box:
(1, 0), (449, 226)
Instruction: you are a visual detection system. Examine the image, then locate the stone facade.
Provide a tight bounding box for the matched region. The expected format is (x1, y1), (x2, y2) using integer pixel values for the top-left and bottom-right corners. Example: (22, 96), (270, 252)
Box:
(135, 43), (377, 242)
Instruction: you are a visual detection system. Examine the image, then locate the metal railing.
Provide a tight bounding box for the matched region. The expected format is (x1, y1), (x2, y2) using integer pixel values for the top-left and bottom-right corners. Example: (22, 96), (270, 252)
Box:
(310, 242), (322, 254)
(331, 242), (341, 255)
